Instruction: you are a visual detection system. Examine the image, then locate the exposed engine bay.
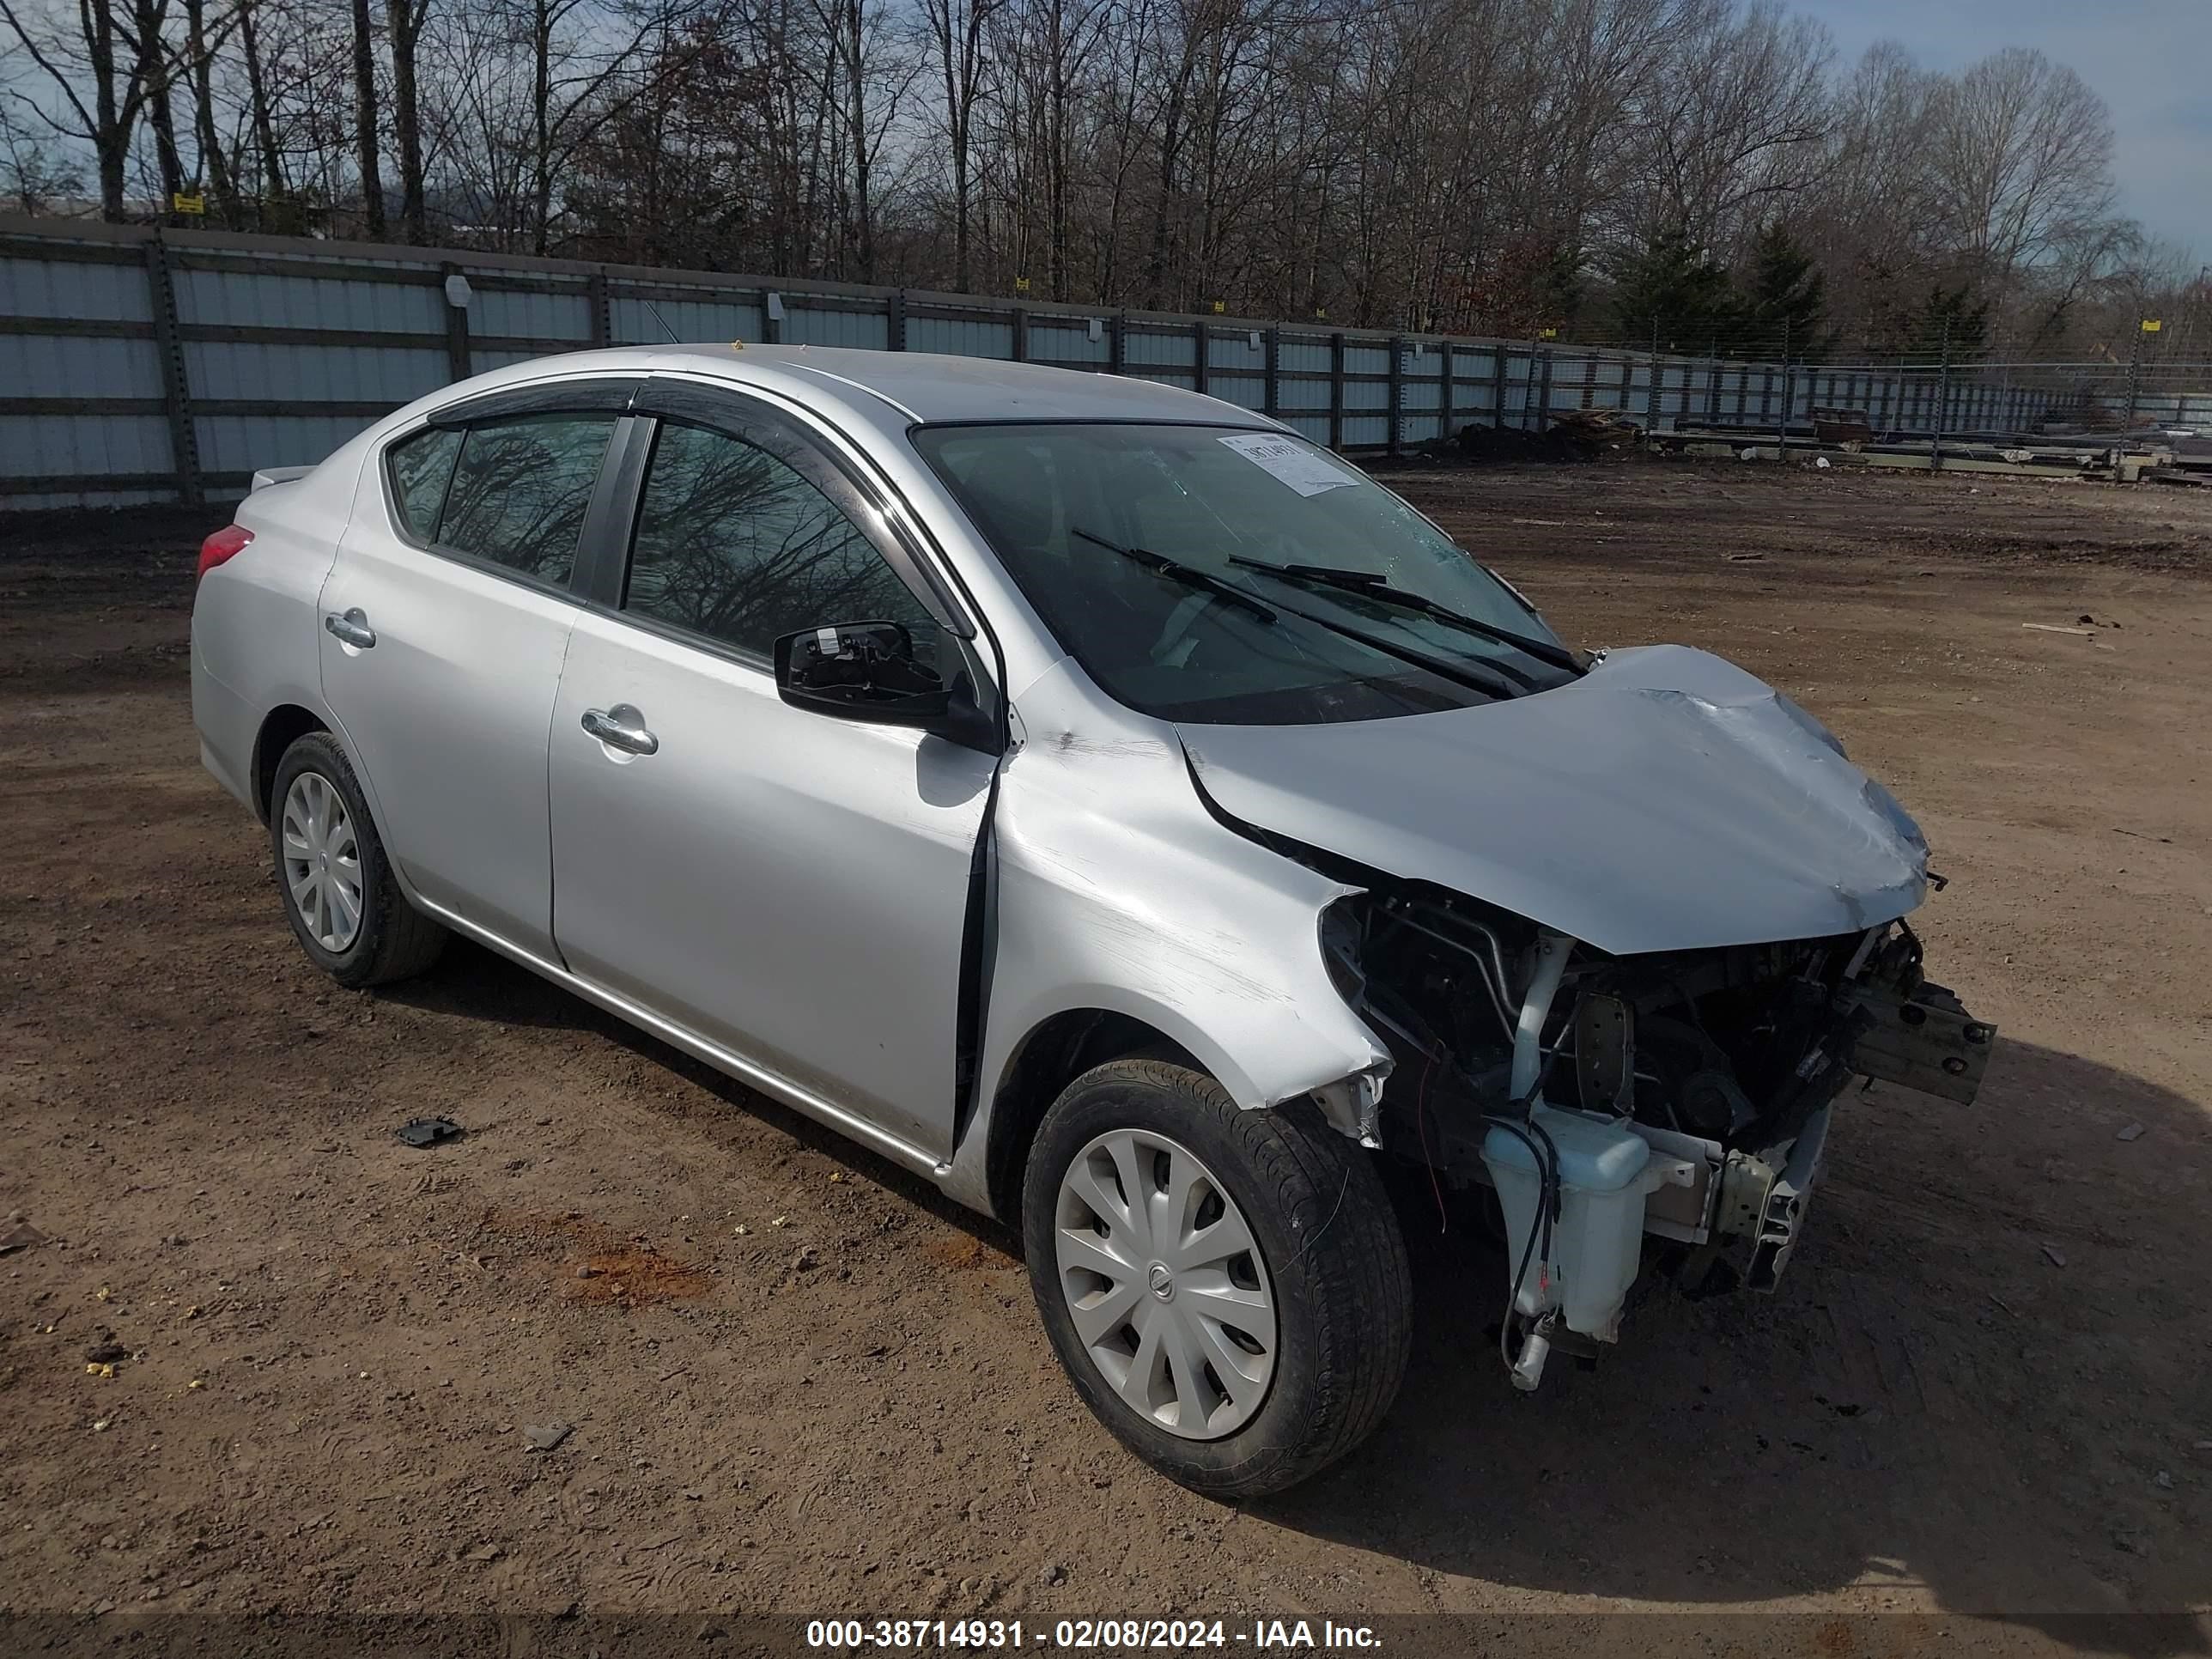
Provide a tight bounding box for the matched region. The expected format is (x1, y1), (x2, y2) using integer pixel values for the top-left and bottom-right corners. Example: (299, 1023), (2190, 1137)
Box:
(1317, 878), (1996, 1391)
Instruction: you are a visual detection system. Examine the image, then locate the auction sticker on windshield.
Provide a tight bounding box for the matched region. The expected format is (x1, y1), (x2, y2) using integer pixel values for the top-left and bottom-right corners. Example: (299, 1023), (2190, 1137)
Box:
(1218, 432), (1359, 495)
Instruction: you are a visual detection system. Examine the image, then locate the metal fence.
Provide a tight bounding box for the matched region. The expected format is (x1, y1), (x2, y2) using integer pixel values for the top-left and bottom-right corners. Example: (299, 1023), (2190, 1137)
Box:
(1995, 362), (2212, 434)
(0, 213), (2069, 511)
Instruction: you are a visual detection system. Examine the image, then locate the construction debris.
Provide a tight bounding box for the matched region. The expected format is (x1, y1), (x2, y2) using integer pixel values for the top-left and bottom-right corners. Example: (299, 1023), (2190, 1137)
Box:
(1549, 406), (1637, 442)
(1651, 418), (2182, 483)
(1813, 408), (1874, 446)
(1453, 413), (1626, 465)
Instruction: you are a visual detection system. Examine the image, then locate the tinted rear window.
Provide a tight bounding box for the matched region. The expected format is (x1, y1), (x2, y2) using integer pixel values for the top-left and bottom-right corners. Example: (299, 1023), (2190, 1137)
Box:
(420, 415), (615, 586)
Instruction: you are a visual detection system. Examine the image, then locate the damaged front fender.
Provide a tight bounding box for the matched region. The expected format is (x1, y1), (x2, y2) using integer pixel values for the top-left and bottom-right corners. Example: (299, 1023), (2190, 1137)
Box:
(1310, 1065), (1389, 1147)
(936, 659), (1395, 1219)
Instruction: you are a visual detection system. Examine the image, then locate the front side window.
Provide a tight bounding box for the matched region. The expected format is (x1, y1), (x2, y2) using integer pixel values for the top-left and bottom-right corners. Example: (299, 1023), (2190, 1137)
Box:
(915, 422), (1578, 726)
(624, 419), (937, 664)
(416, 413), (616, 586)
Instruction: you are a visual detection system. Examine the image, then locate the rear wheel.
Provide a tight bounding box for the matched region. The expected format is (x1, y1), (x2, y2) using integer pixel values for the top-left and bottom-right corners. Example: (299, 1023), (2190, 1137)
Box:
(269, 732), (447, 988)
(1022, 1058), (1411, 1497)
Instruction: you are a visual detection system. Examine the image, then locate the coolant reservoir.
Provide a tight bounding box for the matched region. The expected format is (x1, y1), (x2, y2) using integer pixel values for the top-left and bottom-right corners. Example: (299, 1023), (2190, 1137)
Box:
(1481, 1106), (1661, 1343)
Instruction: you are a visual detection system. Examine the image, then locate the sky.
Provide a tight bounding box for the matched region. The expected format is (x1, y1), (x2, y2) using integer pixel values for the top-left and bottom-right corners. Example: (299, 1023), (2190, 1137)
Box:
(1794, 0), (2211, 269)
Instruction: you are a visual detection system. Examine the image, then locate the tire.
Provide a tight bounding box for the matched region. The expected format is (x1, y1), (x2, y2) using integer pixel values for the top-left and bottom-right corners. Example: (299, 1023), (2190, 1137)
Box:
(1022, 1058), (1411, 1497)
(268, 731), (447, 988)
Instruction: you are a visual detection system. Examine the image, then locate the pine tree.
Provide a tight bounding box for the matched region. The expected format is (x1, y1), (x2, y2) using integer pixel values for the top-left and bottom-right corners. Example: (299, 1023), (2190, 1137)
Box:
(1740, 223), (1831, 362)
(1610, 226), (1736, 354)
(1905, 286), (1990, 366)
(1530, 242), (1587, 334)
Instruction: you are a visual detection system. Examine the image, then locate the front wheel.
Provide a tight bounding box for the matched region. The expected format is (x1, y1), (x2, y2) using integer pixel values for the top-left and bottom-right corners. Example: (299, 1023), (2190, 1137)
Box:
(1022, 1058), (1411, 1497)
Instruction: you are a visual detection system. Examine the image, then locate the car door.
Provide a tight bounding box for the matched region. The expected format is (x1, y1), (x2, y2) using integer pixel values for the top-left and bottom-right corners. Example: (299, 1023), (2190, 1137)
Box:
(546, 382), (999, 1162)
(319, 379), (637, 959)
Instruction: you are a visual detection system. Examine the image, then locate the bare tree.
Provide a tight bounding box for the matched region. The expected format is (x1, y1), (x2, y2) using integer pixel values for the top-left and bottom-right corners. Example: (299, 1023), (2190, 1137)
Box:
(1633, 0), (1832, 255)
(387, 0), (429, 238)
(181, 0), (232, 215)
(349, 0), (384, 230)
(918, 0), (999, 289)
(1928, 46), (2117, 290)
(0, 98), (85, 210)
(0, 0), (166, 215)
(811, 0), (919, 280)
(234, 0), (293, 221)
(0, 0), (2158, 356)
(987, 0), (1110, 299)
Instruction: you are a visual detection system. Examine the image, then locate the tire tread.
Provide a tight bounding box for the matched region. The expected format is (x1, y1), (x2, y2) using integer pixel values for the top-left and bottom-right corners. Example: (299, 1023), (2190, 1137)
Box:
(1023, 1057), (1411, 1497)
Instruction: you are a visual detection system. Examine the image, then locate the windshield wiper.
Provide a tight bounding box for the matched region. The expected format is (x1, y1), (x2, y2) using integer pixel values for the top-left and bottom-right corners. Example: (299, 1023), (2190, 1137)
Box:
(1071, 527), (1514, 702)
(1070, 526), (1278, 624)
(1225, 558), (1582, 677)
(1266, 610), (1521, 701)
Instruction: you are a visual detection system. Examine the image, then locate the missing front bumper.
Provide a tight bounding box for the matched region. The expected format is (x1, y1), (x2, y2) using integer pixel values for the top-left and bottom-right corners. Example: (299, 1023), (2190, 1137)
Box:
(1744, 1102), (1831, 1292)
(1626, 1103), (1832, 1295)
(1850, 980), (1996, 1103)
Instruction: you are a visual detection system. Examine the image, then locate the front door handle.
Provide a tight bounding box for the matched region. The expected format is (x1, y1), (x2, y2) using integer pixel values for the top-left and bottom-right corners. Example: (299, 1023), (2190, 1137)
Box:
(580, 703), (659, 757)
(323, 608), (376, 649)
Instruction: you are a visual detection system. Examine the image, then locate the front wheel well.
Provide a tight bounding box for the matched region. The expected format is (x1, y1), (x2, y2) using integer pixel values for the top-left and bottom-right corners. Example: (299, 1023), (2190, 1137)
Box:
(252, 704), (329, 822)
(983, 1010), (1197, 1226)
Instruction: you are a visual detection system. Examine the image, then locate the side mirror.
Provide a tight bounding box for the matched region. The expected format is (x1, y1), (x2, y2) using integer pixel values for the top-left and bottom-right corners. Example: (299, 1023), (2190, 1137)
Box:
(773, 621), (998, 752)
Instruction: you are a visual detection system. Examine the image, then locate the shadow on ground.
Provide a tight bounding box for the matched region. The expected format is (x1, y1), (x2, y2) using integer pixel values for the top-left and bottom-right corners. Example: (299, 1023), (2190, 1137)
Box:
(386, 945), (2208, 1654)
(379, 939), (1018, 1251)
(1261, 1036), (2210, 1656)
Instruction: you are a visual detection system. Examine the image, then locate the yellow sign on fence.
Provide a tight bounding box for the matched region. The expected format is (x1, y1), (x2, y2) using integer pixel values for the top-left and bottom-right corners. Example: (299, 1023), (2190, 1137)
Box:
(2141, 319), (2162, 332)
(171, 192), (205, 216)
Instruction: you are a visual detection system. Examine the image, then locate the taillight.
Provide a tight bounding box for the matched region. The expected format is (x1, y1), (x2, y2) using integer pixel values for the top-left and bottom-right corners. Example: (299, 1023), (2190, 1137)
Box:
(198, 524), (253, 580)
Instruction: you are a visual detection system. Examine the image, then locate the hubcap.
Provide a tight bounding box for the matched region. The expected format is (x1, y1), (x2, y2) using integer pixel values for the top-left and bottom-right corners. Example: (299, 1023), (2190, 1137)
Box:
(1054, 1128), (1277, 1441)
(281, 770), (363, 952)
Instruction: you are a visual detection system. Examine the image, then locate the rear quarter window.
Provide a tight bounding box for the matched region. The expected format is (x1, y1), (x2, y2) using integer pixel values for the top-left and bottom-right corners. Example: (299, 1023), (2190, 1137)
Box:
(387, 426), (463, 540)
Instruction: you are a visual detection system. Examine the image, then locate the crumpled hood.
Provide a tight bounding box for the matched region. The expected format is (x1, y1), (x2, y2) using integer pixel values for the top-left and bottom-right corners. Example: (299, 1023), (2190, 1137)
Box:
(1176, 644), (1928, 956)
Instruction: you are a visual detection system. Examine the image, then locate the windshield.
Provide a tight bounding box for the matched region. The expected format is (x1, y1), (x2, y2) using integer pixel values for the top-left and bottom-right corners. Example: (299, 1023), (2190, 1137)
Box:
(914, 422), (1577, 725)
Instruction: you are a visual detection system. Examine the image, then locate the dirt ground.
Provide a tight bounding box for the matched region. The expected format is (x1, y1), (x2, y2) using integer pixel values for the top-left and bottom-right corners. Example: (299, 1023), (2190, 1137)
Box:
(3, 458), (2209, 1656)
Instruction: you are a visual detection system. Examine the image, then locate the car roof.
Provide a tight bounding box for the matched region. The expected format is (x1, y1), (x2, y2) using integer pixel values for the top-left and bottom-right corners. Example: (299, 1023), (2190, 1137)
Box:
(692, 343), (1282, 427)
(456, 343), (1287, 438)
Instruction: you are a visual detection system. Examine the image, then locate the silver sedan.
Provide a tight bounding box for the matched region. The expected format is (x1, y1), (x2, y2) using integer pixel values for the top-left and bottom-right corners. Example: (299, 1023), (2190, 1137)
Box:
(191, 346), (1990, 1493)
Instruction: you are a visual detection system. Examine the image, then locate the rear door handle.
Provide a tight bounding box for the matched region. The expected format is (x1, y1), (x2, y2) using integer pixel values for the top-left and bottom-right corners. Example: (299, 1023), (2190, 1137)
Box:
(323, 609), (376, 649)
(580, 703), (659, 757)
